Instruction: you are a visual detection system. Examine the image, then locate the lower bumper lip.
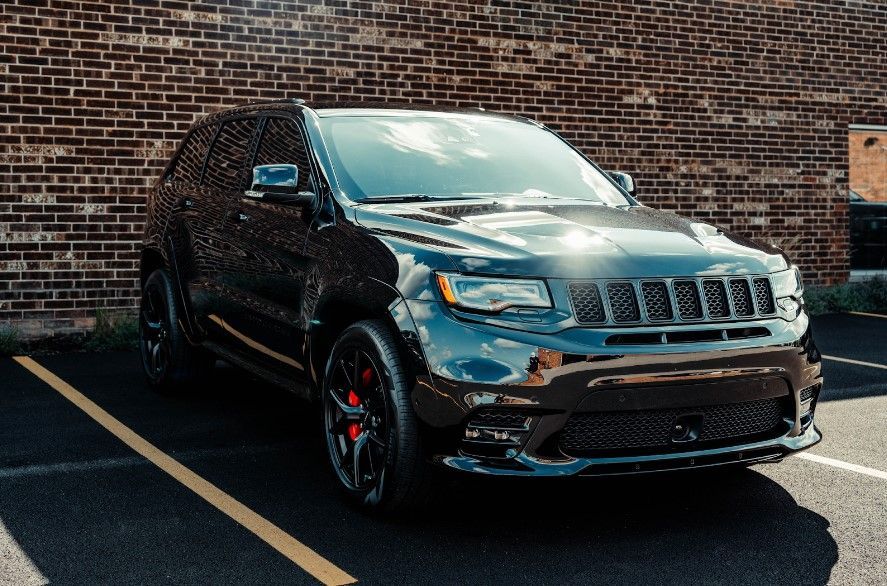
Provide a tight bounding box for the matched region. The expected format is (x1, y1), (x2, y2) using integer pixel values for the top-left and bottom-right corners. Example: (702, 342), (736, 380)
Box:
(436, 424), (822, 477)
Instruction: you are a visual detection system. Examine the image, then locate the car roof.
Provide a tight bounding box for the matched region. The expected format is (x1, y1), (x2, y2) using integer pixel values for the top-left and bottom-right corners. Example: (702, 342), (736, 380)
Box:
(193, 100), (530, 128)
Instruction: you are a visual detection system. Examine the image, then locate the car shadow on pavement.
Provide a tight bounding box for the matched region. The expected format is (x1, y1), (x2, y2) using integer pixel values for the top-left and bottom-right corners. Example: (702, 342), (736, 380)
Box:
(384, 469), (839, 584)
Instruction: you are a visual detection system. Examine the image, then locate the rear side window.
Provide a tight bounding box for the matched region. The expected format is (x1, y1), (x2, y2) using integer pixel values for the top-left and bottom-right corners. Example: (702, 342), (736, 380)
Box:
(203, 118), (258, 191)
(253, 117), (312, 192)
(171, 124), (215, 184)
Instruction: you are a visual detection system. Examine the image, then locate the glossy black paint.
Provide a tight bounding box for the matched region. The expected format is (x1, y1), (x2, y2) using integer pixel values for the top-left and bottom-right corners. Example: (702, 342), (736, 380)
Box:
(143, 102), (822, 477)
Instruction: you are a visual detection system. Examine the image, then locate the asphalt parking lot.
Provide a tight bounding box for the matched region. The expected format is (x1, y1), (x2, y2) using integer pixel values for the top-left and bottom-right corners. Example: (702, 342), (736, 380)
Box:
(1, 314), (885, 585)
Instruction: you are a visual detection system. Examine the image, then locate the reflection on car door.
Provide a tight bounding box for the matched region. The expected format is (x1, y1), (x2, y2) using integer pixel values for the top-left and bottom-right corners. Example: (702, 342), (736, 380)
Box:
(214, 114), (316, 381)
(179, 116), (259, 343)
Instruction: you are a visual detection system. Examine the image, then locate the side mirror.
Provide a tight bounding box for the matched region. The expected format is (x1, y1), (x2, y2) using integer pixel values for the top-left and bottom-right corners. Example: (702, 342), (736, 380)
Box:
(609, 171), (636, 198)
(246, 164), (316, 206)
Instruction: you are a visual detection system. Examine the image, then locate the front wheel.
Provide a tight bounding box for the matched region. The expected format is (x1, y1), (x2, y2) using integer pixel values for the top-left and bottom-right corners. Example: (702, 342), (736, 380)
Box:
(322, 320), (434, 513)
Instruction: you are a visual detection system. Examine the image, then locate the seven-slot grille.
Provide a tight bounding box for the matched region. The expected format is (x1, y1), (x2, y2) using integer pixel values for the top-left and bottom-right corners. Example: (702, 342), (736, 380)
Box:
(570, 276), (776, 325)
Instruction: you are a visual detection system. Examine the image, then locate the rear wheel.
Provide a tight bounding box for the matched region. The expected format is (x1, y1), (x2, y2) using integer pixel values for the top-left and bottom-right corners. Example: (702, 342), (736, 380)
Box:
(322, 320), (434, 513)
(139, 269), (213, 392)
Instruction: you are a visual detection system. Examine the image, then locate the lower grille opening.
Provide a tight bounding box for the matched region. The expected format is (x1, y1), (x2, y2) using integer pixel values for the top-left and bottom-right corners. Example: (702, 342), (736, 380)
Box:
(559, 397), (789, 456)
(462, 409), (531, 459)
(799, 383), (822, 427)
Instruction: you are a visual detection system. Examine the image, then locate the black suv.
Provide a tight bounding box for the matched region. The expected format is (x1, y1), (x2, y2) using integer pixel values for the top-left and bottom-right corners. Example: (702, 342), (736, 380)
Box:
(141, 100), (822, 512)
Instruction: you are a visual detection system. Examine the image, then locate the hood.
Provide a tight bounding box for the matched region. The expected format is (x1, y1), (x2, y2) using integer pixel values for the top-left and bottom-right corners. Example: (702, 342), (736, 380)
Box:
(354, 198), (790, 279)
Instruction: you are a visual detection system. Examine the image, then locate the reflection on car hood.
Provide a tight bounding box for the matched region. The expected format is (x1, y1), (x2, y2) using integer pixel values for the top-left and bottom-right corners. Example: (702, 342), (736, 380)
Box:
(354, 198), (790, 279)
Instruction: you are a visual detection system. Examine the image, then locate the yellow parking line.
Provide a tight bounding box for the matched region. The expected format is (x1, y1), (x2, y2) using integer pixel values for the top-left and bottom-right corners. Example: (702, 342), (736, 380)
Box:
(847, 311), (887, 319)
(821, 354), (887, 371)
(12, 356), (356, 586)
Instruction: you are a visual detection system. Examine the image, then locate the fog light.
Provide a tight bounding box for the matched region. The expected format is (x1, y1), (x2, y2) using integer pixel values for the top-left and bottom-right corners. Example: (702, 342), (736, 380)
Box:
(492, 430), (510, 441)
(465, 428), (481, 439)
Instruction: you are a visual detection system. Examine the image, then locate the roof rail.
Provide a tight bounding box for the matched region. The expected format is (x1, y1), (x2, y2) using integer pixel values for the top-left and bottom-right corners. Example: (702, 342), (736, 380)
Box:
(244, 97), (307, 106)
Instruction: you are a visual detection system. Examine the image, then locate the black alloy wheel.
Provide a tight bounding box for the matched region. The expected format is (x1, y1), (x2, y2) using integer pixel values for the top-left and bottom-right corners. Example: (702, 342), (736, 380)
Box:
(140, 278), (171, 381)
(139, 269), (213, 392)
(322, 320), (434, 512)
(325, 348), (390, 491)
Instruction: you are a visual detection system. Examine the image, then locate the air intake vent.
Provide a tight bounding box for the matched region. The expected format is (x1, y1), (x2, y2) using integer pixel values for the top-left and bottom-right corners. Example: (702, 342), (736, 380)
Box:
(606, 282), (640, 322)
(729, 279), (754, 317)
(702, 279), (729, 318)
(673, 280), (703, 319)
(753, 278), (775, 314)
(568, 282), (605, 323)
(641, 281), (673, 321)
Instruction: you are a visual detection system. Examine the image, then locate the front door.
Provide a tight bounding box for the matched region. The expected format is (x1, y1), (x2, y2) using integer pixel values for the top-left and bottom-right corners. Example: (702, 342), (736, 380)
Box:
(215, 114), (317, 381)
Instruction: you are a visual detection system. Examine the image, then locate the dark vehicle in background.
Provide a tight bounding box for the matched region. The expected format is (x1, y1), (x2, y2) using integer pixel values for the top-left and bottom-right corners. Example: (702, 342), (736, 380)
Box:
(140, 100), (822, 512)
(850, 190), (887, 269)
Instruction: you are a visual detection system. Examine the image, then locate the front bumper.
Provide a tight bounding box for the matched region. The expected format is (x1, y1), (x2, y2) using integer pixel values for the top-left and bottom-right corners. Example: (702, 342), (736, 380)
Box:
(398, 299), (823, 477)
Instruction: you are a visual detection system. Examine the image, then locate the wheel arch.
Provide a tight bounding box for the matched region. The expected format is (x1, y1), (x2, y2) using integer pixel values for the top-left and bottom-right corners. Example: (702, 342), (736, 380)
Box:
(307, 292), (427, 398)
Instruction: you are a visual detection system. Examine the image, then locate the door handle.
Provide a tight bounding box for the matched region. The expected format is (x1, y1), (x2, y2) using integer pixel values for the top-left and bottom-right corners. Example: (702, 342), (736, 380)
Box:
(180, 197), (194, 209)
(234, 211), (250, 223)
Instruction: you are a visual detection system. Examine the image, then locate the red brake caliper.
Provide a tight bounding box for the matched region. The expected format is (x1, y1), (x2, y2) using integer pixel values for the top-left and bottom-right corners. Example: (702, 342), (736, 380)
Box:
(347, 389), (361, 441)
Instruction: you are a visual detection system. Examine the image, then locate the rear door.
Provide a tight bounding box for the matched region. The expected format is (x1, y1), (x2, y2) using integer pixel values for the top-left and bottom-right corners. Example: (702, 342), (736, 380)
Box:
(214, 113), (317, 380)
(162, 121), (226, 338)
(176, 116), (259, 341)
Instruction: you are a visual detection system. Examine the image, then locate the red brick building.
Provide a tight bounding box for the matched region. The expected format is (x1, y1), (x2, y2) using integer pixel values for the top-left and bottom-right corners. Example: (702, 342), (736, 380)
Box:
(1, 1), (885, 337)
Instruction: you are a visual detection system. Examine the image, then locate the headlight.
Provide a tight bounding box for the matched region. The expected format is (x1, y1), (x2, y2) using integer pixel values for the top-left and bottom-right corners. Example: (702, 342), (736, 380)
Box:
(435, 273), (552, 312)
(771, 266), (803, 299)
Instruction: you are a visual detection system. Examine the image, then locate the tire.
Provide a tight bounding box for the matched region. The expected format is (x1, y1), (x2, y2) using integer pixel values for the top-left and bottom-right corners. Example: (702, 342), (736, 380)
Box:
(139, 268), (213, 392)
(322, 319), (434, 513)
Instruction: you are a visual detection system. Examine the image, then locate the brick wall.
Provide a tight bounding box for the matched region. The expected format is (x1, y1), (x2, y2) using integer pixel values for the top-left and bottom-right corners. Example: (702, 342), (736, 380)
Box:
(1, 1), (885, 337)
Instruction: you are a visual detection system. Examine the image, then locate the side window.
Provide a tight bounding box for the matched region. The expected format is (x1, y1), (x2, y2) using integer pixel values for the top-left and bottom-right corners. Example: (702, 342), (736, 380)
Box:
(253, 117), (312, 192)
(171, 124), (215, 184)
(203, 117), (258, 191)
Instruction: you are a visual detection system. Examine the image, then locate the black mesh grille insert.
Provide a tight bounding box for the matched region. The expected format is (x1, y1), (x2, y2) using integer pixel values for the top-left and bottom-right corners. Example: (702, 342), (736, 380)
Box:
(673, 280), (703, 319)
(560, 397), (787, 454)
(606, 282), (640, 322)
(729, 279), (754, 317)
(702, 279), (729, 318)
(568, 282), (605, 323)
(800, 384), (821, 403)
(641, 281), (673, 321)
(753, 278), (775, 314)
(468, 410), (529, 429)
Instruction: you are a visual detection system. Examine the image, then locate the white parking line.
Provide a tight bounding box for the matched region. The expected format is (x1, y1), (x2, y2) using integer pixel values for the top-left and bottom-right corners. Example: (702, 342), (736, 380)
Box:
(821, 354), (887, 370)
(847, 311), (887, 319)
(796, 452), (887, 481)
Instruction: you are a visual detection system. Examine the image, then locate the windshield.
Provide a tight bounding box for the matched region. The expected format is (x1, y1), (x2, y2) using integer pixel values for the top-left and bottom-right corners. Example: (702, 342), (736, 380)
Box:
(318, 114), (631, 205)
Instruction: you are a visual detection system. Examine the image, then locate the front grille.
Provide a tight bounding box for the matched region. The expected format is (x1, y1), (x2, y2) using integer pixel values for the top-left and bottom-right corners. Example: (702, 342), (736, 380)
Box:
(641, 281), (672, 321)
(559, 397), (787, 455)
(568, 282), (605, 323)
(568, 275), (777, 326)
(729, 278), (754, 317)
(702, 279), (729, 318)
(606, 282), (640, 322)
(753, 278), (775, 314)
(673, 280), (703, 319)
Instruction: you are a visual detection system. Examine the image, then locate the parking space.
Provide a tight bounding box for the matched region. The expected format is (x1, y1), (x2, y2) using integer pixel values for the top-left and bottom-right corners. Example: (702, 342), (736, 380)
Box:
(1, 314), (885, 584)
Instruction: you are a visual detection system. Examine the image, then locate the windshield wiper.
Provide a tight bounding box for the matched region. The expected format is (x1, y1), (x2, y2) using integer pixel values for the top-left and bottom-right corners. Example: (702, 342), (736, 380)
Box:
(357, 194), (480, 204)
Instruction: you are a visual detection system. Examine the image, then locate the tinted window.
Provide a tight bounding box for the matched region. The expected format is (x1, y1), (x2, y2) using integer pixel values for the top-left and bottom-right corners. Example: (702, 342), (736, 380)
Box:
(203, 118), (258, 191)
(253, 117), (311, 192)
(318, 114), (630, 205)
(171, 124), (215, 184)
